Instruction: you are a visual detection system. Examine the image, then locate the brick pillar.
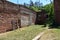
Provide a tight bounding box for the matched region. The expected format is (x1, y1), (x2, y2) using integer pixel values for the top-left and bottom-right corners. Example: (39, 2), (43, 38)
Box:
(54, 0), (60, 25)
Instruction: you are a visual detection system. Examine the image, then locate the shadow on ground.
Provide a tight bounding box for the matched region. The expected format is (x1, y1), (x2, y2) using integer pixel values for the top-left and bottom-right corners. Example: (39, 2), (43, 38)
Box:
(35, 22), (60, 29)
(48, 22), (60, 29)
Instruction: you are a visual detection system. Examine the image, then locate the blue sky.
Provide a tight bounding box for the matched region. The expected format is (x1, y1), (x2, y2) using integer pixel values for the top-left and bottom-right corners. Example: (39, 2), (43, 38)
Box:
(7, 0), (53, 5)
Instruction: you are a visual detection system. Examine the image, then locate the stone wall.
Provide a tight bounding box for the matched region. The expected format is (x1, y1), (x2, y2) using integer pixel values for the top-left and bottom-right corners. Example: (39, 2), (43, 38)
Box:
(20, 6), (36, 26)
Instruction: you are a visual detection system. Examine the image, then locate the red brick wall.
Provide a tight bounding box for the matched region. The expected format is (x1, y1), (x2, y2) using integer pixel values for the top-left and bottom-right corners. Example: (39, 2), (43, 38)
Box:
(0, 0), (36, 33)
(0, 12), (21, 33)
(54, 0), (60, 24)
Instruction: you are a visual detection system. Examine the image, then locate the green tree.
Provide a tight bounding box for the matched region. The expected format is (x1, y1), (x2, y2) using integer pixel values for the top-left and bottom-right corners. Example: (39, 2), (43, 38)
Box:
(44, 2), (54, 24)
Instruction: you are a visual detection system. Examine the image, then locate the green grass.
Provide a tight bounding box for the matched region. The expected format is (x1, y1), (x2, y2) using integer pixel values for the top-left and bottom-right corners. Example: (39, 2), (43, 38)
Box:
(39, 29), (60, 40)
(52, 29), (60, 40)
(0, 25), (45, 40)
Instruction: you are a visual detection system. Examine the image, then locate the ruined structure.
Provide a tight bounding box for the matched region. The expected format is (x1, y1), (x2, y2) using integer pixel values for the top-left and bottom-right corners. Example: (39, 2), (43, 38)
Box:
(54, 0), (60, 25)
(0, 0), (36, 33)
(35, 10), (48, 25)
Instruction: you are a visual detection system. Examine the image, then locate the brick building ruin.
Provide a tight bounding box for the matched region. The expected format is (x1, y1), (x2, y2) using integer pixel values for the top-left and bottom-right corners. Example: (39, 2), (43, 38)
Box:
(35, 10), (48, 25)
(0, 0), (36, 33)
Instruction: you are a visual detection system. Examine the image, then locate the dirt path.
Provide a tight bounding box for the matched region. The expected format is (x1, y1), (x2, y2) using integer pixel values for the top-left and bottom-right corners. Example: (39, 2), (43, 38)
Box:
(39, 29), (56, 40)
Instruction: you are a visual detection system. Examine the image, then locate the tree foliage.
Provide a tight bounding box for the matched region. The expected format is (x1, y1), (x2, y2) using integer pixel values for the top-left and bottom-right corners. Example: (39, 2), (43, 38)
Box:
(23, 0), (43, 12)
(44, 2), (54, 23)
(23, 0), (54, 23)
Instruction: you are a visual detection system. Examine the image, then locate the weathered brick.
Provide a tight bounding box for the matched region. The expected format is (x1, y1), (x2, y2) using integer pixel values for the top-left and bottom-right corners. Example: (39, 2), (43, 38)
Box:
(0, 0), (36, 33)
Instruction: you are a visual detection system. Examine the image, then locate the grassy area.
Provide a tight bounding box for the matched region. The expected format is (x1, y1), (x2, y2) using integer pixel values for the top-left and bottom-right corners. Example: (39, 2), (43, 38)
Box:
(0, 25), (45, 40)
(40, 29), (60, 40)
(52, 29), (60, 40)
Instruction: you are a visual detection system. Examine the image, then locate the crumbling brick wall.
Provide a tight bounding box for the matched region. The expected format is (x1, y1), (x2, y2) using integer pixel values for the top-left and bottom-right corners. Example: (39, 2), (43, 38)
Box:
(0, 0), (21, 33)
(0, 12), (21, 33)
(20, 6), (36, 27)
(0, 0), (36, 33)
(35, 10), (47, 25)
